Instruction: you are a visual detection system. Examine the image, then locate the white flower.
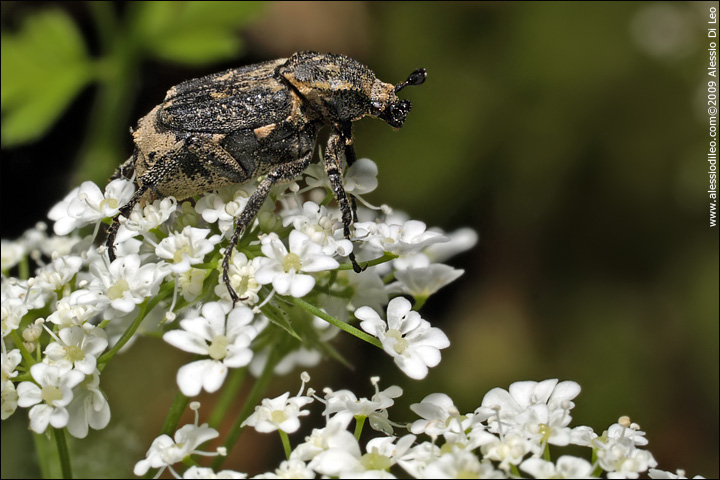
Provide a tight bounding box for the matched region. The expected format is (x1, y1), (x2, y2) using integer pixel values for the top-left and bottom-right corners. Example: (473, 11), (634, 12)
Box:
(594, 420), (657, 479)
(480, 432), (532, 470)
(283, 201), (353, 257)
(343, 158), (379, 195)
(16, 361), (86, 433)
(395, 441), (442, 479)
(89, 254), (169, 314)
(44, 325), (108, 374)
(46, 291), (100, 327)
(177, 268), (206, 301)
(290, 414), (355, 462)
(344, 269), (388, 312)
(273, 347), (323, 376)
(242, 391), (313, 434)
(387, 264), (464, 300)
(309, 434), (415, 478)
(182, 466), (247, 478)
(48, 179), (134, 235)
(215, 252), (262, 305)
(134, 422), (221, 476)
(409, 393), (471, 438)
(255, 231), (339, 298)
(1, 239), (25, 271)
(648, 468), (704, 479)
(423, 227), (478, 263)
(423, 449), (503, 479)
(481, 379), (580, 449)
(607, 420), (649, 446)
(195, 184), (253, 235)
(163, 303), (258, 396)
(33, 254), (83, 292)
(1, 296), (28, 336)
(521, 455), (595, 479)
(116, 197), (177, 243)
(252, 459), (314, 479)
(323, 378), (402, 434)
(65, 370), (111, 438)
(355, 297), (450, 379)
(156, 226), (221, 274)
(1, 349), (23, 419)
(354, 220), (448, 256)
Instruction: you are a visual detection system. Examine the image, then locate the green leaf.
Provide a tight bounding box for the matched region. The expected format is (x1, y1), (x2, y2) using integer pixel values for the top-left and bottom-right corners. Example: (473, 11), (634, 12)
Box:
(133, 1), (265, 66)
(1, 10), (92, 147)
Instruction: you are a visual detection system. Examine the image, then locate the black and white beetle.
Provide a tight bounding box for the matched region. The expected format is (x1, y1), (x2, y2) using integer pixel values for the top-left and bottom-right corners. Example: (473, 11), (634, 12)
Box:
(106, 51), (426, 303)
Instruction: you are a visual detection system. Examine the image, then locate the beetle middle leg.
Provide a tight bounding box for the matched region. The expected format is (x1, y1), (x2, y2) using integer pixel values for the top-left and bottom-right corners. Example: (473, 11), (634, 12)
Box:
(222, 150), (314, 304)
(326, 131), (364, 273)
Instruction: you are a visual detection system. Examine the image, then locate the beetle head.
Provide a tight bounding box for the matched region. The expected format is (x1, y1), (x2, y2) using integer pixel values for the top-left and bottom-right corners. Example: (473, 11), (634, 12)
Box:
(279, 52), (426, 128)
(372, 68), (427, 128)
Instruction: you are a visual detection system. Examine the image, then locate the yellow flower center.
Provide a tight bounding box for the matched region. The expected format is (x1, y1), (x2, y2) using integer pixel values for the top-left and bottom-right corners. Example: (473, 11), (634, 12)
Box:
(65, 345), (85, 363)
(283, 253), (302, 273)
(385, 329), (408, 354)
(208, 335), (229, 360)
(107, 278), (129, 300)
(360, 449), (392, 471)
(99, 198), (118, 211)
(41, 385), (63, 405)
(271, 409), (288, 424)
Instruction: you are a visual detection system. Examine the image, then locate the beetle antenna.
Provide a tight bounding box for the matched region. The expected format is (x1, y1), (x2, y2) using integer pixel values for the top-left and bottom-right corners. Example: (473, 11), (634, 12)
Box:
(395, 68), (427, 93)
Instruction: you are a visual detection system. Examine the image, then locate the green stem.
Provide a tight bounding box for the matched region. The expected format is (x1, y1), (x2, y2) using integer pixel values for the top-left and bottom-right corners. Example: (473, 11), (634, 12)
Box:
(211, 348), (279, 470)
(412, 296), (427, 311)
(33, 431), (57, 479)
(98, 282), (173, 367)
(208, 367), (247, 429)
(279, 430), (292, 460)
(19, 255), (29, 280)
(160, 391), (190, 437)
(53, 427), (72, 479)
(354, 415), (367, 441)
(9, 329), (36, 367)
(337, 252), (398, 270)
(288, 296), (383, 350)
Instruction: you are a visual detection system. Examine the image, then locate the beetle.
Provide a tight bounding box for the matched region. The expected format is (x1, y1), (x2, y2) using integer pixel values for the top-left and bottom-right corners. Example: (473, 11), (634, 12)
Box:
(106, 51), (426, 303)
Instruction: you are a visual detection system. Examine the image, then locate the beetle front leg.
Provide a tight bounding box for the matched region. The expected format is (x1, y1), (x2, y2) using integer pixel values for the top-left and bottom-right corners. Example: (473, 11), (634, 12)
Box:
(222, 151), (314, 304)
(106, 182), (149, 261)
(326, 132), (364, 273)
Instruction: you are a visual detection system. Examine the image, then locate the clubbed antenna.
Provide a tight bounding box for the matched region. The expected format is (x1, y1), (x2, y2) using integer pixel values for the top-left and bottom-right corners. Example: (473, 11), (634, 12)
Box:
(395, 68), (427, 93)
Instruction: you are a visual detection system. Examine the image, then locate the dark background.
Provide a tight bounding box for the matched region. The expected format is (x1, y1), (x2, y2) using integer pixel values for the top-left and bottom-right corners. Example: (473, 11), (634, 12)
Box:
(2, 2), (718, 477)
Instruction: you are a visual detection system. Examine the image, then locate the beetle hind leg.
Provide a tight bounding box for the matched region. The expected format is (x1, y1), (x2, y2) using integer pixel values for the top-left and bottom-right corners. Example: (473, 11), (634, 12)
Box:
(222, 150), (314, 304)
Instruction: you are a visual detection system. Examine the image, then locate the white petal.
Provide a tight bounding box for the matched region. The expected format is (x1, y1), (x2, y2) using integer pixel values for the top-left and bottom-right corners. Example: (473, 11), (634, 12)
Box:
(49, 406), (70, 428)
(288, 274), (315, 298)
(395, 355), (429, 380)
(301, 254), (339, 272)
(271, 273), (292, 295)
(176, 360), (219, 396)
(201, 361), (228, 393)
(163, 330), (209, 355)
(386, 297), (412, 325)
(28, 404), (53, 433)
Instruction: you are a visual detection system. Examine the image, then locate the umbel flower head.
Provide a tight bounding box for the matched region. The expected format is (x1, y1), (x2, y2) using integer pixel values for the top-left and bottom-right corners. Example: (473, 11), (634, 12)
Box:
(355, 296), (450, 379)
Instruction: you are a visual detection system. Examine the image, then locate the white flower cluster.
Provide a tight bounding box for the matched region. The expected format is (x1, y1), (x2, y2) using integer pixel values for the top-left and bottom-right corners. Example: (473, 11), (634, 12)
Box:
(135, 377), (690, 479)
(1, 158), (470, 440)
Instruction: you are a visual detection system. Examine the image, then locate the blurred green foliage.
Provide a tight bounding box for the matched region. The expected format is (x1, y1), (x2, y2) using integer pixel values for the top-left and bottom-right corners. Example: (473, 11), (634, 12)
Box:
(1, 2), (263, 182)
(1, 10), (92, 146)
(1, 1), (717, 478)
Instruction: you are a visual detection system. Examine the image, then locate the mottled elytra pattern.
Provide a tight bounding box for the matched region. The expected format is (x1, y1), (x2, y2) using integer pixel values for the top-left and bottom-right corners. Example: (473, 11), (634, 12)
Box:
(107, 51), (427, 303)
